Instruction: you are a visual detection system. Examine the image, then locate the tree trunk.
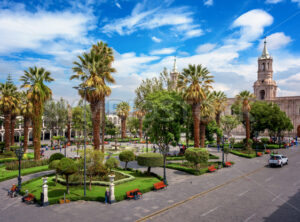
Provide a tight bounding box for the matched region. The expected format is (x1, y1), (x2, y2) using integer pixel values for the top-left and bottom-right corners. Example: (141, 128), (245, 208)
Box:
(244, 112), (250, 149)
(101, 97), (105, 153)
(147, 166), (151, 175)
(23, 116), (30, 153)
(91, 101), (100, 150)
(200, 122), (206, 148)
(139, 118), (143, 139)
(66, 175), (69, 194)
(121, 118), (126, 139)
(4, 112), (11, 151)
(125, 161), (128, 170)
(89, 176), (92, 191)
(192, 104), (200, 148)
(33, 107), (42, 160)
(216, 112), (221, 146)
(55, 173), (58, 184)
(10, 115), (16, 146)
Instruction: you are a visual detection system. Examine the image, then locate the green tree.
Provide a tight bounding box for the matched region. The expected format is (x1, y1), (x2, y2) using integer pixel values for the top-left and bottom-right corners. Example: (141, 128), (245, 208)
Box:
(49, 160), (60, 184)
(137, 153), (163, 174)
(185, 148), (209, 169)
(58, 158), (78, 194)
(106, 118), (118, 139)
(234, 91), (255, 150)
(212, 91), (227, 146)
(116, 102), (130, 139)
(0, 76), (19, 151)
(20, 67), (54, 160)
(178, 64), (214, 148)
(143, 90), (185, 184)
(105, 157), (119, 172)
(119, 150), (135, 170)
(20, 91), (33, 153)
(127, 117), (139, 137)
(221, 115), (240, 138)
(205, 120), (222, 142)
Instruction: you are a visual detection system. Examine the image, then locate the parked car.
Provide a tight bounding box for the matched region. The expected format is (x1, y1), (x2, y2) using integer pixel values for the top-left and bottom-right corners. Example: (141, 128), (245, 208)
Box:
(269, 155), (288, 167)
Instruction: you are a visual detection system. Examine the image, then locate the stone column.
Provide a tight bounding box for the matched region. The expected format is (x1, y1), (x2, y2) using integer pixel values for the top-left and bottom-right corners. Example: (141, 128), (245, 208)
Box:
(109, 175), (115, 203)
(42, 177), (49, 206)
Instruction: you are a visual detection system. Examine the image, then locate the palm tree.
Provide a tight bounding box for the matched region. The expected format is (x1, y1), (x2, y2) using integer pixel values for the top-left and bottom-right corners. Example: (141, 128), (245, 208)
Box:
(20, 67), (54, 160)
(177, 64), (214, 148)
(200, 92), (215, 147)
(10, 102), (20, 146)
(116, 102), (130, 139)
(20, 91), (33, 153)
(0, 78), (19, 151)
(212, 91), (227, 146)
(92, 42), (116, 152)
(134, 108), (145, 139)
(71, 42), (116, 151)
(235, 90), (255, 149)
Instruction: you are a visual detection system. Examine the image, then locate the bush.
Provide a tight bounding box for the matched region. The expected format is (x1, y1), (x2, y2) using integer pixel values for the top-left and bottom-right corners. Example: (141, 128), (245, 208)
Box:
(2, 151), (15, 157)
(185, 148), (209, 169)
(229, 149), (256, 158)
(260, 137), (269, 144)
(105, 157), (120, 171)
(5, 159), (49, 170)
(243, 138), (253, 147)
(49, 153), (65, 163)
(137, 153), (163, 174)
(119, 150), (135, 169)
(58, 158), (78, 194)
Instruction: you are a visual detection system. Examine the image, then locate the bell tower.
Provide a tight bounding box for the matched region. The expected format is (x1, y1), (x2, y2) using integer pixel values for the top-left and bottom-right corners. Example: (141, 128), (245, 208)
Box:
(170, 57), (179, 90)
(253, 39), (277, 100)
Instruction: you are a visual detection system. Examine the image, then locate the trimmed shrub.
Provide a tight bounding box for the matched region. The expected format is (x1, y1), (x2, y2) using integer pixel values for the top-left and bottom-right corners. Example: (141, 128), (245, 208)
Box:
(260, 137), (270, 144)
(5, 159), (49, 170)
(119, 150), (135, 170)
(58, 158), (78, 194)
(49, 153), (65, 163)
(137, 153), (163, 174)
(230, 149), (256, 158)
(49, 160), (60, 184)
(105, 157), (120, 171)
(185, 148), (209, 169)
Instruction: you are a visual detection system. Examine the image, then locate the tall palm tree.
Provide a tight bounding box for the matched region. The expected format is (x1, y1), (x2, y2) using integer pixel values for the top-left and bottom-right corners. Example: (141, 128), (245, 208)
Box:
(200, 92), (215, 147)
(92, 42), (116, 152)
(20, 67), (54, 160)
(71, 42), (116, 151)
(20, 91), (33, 153)
(10, 102), (20, 146)
(235, 90), (255, 149)
(212, 91), (227, 146)
(0, 78), (19, 151)
(116, 102), (130, 139)
(177, 64), (214, 148)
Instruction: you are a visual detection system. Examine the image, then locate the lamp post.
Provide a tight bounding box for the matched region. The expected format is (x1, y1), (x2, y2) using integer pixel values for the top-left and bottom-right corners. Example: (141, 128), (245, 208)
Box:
(15, 146), (24, 193)
(222, 136), (225, 166)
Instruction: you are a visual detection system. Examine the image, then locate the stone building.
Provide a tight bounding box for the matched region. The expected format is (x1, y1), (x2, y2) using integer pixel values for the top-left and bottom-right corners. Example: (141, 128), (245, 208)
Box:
(224, 39), (300, 137)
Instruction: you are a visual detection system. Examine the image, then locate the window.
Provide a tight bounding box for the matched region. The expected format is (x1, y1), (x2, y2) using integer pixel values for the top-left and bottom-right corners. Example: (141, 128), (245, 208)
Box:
(262, 63), (265, 71)
(260, 90), (265, 100)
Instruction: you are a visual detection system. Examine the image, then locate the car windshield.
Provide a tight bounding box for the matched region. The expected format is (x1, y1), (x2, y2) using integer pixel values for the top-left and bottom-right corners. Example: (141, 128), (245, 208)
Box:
(270, 156), (281, 160)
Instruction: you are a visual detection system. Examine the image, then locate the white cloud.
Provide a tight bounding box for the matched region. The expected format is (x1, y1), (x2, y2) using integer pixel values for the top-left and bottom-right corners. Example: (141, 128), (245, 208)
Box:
(150, 47), (176, 55)
(151, 36), (162, 43)
(265, 0), (284, 4)
(102, 3), (203, 39)
(291, 0), (300, 6)
(258, 32), (292, 51)
(0, 7), (94, 54)
(204, 0), (214, 6)
(115, 2), (121, 9)
(196, 43), (216, 53)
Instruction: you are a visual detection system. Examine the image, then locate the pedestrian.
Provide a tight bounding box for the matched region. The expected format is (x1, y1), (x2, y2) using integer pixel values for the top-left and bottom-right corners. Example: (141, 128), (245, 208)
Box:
(217, 144), (220, 152)
(105, 188), (110, 204)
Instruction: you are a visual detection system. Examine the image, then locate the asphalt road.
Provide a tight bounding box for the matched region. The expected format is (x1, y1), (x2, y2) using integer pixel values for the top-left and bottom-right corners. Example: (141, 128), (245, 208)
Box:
(0, 146), (299, 222)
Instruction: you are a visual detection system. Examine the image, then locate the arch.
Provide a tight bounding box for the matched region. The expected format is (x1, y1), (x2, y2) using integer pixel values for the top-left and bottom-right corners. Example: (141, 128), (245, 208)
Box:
(297, 125), (300, 138)
(260, 90), (265, 100)
(262, 63), (265, 71)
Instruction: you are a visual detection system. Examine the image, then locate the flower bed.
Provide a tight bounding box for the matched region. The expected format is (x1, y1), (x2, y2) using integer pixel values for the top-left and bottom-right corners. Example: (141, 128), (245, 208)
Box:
(229, 149), (256, 158)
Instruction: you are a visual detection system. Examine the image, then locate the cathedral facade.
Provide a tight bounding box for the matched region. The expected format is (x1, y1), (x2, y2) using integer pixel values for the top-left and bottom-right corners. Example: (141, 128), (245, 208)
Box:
(224, 40), (300, 137)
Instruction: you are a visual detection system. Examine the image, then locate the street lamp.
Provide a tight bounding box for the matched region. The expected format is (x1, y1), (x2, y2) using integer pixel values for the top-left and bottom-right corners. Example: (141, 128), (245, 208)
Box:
(15, 146), (24, 193)
(222, 136), (225, 167)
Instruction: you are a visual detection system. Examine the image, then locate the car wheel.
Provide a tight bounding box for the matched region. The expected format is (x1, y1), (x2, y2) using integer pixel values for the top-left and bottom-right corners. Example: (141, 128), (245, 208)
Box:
(280, 163), (283, 167)
(286, 161), (288, 165)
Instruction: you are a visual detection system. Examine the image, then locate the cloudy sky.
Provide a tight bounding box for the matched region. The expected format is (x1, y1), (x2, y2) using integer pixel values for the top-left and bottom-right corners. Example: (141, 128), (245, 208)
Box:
(1, 0), (300, 110)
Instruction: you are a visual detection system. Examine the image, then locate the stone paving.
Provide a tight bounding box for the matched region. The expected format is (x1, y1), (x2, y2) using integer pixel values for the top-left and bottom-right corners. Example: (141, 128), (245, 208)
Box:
(0, 145), (299, 222)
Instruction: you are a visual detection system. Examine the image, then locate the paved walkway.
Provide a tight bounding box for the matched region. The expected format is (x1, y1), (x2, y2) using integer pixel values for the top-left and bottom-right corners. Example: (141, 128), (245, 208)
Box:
(0, 146), (299, 222)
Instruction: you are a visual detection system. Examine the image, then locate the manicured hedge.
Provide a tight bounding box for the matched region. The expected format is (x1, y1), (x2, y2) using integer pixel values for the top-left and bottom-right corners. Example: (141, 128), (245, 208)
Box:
(137, 153), (163, 167)
(166, 153), (219, 161)
(229, 150), (256, 158)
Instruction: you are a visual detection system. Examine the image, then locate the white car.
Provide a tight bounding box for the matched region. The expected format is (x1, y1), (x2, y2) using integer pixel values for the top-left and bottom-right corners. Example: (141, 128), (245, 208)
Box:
(269, 155), (288, 167)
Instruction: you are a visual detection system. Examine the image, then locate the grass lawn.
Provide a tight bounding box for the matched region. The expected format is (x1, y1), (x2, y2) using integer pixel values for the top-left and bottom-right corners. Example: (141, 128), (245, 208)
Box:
(0, 165), (50, 182)
(21, 170), (161, 204)
(166, 153), (219, 161)
(166, 161), (220, 175)
(0, 152), (34, 164)
(229, 149), (257, 158)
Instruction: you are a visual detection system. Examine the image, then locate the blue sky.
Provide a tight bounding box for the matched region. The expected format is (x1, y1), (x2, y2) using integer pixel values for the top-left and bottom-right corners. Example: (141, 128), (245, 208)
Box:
(1, 0), (300, 109)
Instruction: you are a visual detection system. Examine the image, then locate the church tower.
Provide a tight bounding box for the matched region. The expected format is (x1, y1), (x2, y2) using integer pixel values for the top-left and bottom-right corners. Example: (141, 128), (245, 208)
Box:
(170, 57), (179, 90)
(253, 39), (277, 100)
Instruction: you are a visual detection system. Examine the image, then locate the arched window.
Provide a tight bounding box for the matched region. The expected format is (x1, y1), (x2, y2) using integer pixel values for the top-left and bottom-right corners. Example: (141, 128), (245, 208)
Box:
(262, 63), (265, 71)
(260, 90), (265, 100)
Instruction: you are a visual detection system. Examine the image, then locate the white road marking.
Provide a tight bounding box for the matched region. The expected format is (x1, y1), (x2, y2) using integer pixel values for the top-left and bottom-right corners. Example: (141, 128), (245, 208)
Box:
(244, 213), (256, 222)
(265, 176), (273, 182)
(272, 194), (281, 202)
(201, 207), (218, 217)
(238, 190), (249, 197)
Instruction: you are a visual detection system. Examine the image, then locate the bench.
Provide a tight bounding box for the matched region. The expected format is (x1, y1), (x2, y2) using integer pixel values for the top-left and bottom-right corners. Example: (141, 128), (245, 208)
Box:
(257, 152), (263, 157)
(225, 162), (232, 167)
(126, 189), (142, 200)
(153, 181), (167, 190)
(23, 193), (35, 204)
(208, 165), (216, 172)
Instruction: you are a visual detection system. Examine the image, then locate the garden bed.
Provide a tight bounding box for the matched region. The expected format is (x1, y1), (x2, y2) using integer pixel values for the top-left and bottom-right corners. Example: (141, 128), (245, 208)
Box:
(0, 165), (50, 182)
(0, 153), (34, 164)
(166, 161), (225, 175)
(21, 169), (161, 204)
(229, 149), (257, 158)
(166, 153), (219, 161)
